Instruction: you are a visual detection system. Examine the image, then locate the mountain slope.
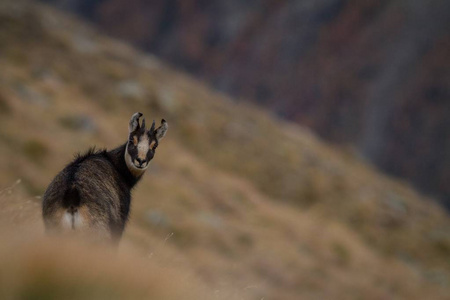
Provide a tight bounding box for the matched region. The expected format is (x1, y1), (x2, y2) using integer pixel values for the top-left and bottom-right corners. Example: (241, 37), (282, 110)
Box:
(0, 1), (449, 299)
(42, 0), (450, 207)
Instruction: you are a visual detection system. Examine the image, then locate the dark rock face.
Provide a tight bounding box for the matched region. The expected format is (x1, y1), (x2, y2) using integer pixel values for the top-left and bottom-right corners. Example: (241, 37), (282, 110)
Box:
(41, 0), (450, 206)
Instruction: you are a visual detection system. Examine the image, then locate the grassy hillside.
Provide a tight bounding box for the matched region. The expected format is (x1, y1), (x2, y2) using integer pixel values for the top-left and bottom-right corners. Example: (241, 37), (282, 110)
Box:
(0, 1), (449, 299)
(42, 0), (450, 206)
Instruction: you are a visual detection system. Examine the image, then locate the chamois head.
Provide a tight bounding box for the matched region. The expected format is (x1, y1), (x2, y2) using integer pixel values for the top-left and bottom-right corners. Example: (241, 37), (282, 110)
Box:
(125, 112), (168, 176)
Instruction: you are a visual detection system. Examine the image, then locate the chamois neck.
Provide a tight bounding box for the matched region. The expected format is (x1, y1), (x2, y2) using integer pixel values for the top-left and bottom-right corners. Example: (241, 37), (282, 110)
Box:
(107, 143), (142, 188)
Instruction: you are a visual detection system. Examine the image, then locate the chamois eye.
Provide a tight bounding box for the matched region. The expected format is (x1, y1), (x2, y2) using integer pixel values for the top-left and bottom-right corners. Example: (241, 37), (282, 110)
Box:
(150, 140), (158, 150)
(129, 136), (138, 146)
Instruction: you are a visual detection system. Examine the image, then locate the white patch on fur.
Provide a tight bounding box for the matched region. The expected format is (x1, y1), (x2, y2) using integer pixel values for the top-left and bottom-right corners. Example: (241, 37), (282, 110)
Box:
(62, 210), (83, 230)
(62, 212), (72, 229)
(137, 135), (149, 160)
(73, 211), (83, 228)
(125, 143), (148, 177)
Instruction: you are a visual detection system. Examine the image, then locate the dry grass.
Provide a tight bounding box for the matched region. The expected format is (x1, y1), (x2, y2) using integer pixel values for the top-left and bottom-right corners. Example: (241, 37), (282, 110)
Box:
(0, 1), (449, 299)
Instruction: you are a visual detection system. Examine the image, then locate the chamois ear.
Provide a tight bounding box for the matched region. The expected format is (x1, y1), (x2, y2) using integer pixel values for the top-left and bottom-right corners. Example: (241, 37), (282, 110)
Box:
(129, 112), (143, 133)
(154, 119), (168, 140)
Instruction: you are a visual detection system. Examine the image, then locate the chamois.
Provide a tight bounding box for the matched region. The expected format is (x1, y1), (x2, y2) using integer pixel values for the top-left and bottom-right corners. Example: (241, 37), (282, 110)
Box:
(42, 112), (168, 244)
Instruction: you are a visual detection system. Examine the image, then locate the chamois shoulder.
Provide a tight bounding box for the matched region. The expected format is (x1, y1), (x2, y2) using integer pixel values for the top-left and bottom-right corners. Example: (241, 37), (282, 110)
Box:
(71, 147), (108, 165)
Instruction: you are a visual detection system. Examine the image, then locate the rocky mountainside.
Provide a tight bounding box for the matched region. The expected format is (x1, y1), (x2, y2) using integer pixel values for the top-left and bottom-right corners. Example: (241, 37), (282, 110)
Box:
(41, 0), (450, 207)
(1, 1), (450, 299)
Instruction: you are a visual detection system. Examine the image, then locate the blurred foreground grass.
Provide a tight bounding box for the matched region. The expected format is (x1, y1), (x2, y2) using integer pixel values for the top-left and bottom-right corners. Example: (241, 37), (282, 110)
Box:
(0, 238), (209, 300)
(0, 1), (449, 299)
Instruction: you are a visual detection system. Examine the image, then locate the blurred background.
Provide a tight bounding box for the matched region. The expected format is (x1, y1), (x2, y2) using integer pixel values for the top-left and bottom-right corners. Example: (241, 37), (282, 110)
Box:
(43, 0), (450, 208)
(0, 0), (449, 299)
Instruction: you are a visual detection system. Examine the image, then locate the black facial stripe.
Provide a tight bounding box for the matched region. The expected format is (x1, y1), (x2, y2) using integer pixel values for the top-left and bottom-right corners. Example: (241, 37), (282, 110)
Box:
(127, 144), (138, 158)
(146, 149), (154, 161)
